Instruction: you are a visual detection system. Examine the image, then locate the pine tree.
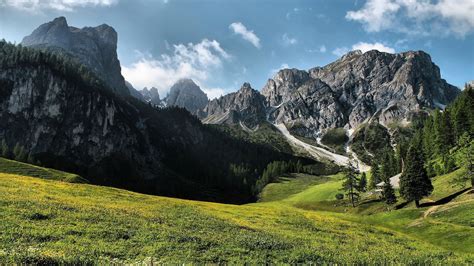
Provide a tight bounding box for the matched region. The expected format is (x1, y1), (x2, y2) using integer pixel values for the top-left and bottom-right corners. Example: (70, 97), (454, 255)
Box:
(382, 178), (397, 205)
(369, 163), (381, 189)
(399, 146), (433, 207)
(454, 133), (474, 188)
(1, 139), (9, 158)
(359, 172), (367, 192)
(342, 160), (360, 207)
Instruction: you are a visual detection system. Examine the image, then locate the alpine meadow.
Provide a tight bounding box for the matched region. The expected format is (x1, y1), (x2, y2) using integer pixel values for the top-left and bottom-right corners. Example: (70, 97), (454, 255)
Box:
(0, 0), (473, 264)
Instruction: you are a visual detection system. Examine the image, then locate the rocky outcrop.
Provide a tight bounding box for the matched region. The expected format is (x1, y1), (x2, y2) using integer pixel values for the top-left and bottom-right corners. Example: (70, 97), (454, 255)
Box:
(260, 50), (460, 137)
(140, 87), (162, 107)
(166, 79), (208, 114)
(126, 80), (144, 100)
(202, 83), (266, 128)
(21, 17), (129, 96)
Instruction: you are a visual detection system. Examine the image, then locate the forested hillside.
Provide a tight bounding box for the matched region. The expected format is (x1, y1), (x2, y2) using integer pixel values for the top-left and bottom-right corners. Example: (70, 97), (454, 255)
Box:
(0, 40), (315, 203)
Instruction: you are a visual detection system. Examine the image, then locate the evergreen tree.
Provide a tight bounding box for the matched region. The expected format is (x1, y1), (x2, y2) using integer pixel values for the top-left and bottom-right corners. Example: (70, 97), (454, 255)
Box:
(399, 146), (433, 207)
(382, 178), (397, 205)
(359, 172), (367, 192)
(1, 139), (9, 158)
(454, 133), (474, 188)
(369, 163), (381, 189)
(342, 160), (360, 207)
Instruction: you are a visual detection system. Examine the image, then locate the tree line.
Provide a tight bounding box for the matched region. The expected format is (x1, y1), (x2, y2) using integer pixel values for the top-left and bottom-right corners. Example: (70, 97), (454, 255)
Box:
(344, 85), (473, 208)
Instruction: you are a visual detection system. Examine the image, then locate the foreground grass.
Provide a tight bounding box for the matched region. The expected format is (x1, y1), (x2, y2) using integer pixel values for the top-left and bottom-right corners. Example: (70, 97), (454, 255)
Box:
(1, 173), (472, 264)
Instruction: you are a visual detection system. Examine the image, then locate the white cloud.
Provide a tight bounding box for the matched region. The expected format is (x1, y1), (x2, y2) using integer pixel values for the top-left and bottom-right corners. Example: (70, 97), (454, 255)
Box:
(332, 42), (395, 57)
(229, 22), (261, 48)
(122, 39), (230, 97)
(202, 88), (226, 100)
(352, 42), (395, 53)
(346, 0), (400, 32)
(346, 0), (474, 37)
(282, 33), (298, 46)
(1, 0), (118, 12)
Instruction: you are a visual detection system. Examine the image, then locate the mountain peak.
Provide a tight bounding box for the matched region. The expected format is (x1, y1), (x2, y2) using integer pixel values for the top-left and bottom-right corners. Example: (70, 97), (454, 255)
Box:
(21, 17), (128, 96)
(52, 16), (68, 26)
(166, 79), (208, 114)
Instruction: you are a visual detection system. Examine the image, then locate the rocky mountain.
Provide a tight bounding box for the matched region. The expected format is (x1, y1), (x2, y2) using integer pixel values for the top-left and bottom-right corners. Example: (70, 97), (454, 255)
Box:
(166, 79), (208, 114)
(202, 83), (266, 129)
(126, 80), (144, 100)
(201, 50), (459, 140)
(260, 50), (460, 138)
(140, 87), (162, 107)
(21, 17), (129, 96)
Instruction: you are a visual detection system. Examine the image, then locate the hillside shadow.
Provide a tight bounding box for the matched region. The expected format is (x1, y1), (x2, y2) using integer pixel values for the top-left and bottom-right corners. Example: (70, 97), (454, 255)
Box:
(419, 187), (471, 207)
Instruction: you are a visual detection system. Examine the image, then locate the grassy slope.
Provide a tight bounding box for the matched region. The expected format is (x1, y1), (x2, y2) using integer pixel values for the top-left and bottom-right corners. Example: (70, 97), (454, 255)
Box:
(260, 169), (474, 254)
(0, 157), (87, 183)
(0, 161), (472, 263)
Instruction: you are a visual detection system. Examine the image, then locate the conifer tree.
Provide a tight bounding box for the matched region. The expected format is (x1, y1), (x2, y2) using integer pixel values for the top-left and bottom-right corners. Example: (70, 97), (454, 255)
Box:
(382, 178), (397, 205)
(1, 139), (9, 158)
(369, 163), (381, 189)
(342, 160), (360, 207)
(359, 172), (367, 192)
(399, 146), (433, 207)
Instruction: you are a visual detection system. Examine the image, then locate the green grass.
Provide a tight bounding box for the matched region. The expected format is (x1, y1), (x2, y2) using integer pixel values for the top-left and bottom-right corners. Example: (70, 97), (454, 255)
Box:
(0, 157), (87, 183)
(258, 173), (332, 202)
(284, 173), (344, 206)
(0, 160), (472, 264)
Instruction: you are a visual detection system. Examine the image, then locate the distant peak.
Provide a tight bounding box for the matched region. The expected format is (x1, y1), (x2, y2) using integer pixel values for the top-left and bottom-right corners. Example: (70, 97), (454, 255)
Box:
(340, 50), (362, 60)
(52, 16), (68, 26)
(175, 78), (197, 86)
(241, 82), (252, 90)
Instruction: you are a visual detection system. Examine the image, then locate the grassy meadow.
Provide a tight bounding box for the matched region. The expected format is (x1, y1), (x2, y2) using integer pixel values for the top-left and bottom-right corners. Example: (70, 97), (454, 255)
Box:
(0, 158), (472, 264)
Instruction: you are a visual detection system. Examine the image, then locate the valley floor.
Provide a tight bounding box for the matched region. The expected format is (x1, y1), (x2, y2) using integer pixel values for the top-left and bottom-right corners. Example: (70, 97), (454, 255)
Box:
(0, 159), (472, 264)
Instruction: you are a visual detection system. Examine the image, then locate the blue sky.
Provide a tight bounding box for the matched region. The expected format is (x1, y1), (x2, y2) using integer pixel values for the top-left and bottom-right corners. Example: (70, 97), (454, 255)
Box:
(1, 0), (473, 98)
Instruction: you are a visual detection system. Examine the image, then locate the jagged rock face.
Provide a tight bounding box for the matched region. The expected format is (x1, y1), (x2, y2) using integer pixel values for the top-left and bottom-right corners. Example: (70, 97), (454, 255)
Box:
(0, 65), (160, 182)
(140, 87), (162, 107)
(261, 50), (460, 137)
(202, 83), (266, 128)
(21, 17), (129, 96)
(268, 79), (347, 137)
(262, 69), (310, 107)
(126, 80), (144, 100)
(166, 79), (208, 114)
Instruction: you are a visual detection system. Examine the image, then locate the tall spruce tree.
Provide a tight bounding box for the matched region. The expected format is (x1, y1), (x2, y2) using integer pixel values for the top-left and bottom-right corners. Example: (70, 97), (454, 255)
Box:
(359, 172), (367, 192)
(1, 140), (9, 158)
(382, 178), (397, 205)
(342, 160), (360, 207)
(370, 162), (381, 189)
(399, 146), (433, 207)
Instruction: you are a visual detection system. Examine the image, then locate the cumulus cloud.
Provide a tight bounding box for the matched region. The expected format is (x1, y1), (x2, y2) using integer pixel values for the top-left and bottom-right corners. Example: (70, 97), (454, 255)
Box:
(282, 33), (298, 46)
(333, 42), (395, 57)
(352, 42), (395, 53)
(0, 0), (118, 12)
(346, 0), (474, 37)
(229, 22), (261, 48)
(122, 39), (230, 97)
(202, 88), (226, 100)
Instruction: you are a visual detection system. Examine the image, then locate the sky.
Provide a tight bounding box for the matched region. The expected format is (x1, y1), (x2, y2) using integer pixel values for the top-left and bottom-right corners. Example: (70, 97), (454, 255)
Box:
(0, 0), (473, 99)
